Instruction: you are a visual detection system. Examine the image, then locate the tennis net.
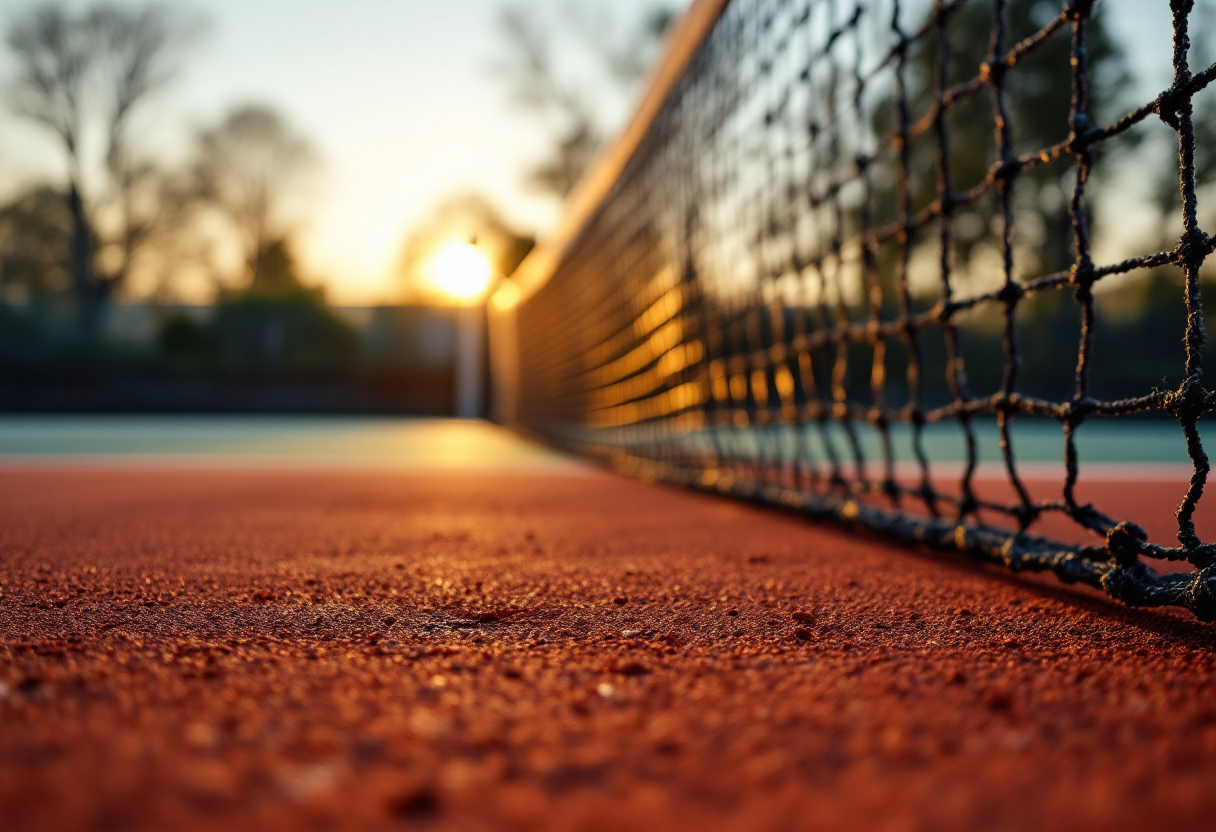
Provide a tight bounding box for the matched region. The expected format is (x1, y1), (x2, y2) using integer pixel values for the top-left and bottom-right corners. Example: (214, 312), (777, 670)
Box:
(489, 0), (1216, 618)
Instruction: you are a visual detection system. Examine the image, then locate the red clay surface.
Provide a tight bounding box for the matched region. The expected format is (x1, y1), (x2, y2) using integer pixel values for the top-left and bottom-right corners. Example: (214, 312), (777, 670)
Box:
(2, 468), (1215, 831)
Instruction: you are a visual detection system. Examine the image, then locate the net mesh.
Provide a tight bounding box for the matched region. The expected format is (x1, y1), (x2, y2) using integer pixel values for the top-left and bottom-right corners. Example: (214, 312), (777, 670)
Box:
(506, 0), (1216, 617)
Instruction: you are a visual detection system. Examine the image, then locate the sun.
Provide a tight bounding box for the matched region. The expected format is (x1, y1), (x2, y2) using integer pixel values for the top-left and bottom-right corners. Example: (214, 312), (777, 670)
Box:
(429, 241), (493, 302)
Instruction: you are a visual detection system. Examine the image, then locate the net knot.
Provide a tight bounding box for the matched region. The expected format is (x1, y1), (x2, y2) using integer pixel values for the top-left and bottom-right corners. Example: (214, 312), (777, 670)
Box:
(1069, 113), (1093, 145)
(1184, 566), (1216, 622)
(1068, 259), (1096, 298)
(1100, 561), (1155, 607)
(1012, 502), (1040, 531)
(1106, 521), (1148, 567)
(1164, 375), (1207, 426)
(1154, 86), (1190, 130)
(989, 157), (1023, 188)
(996, 281), (1024, 305)
(1175, 228), (1214, 269)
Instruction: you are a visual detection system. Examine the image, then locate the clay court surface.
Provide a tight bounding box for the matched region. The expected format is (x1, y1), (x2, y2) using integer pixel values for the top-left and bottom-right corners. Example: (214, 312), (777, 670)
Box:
(2, 422), (1216, 831)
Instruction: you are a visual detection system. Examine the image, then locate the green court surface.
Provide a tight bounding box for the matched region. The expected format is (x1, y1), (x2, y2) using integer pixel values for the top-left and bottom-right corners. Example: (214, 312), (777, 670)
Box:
(0, 417), (586, 472)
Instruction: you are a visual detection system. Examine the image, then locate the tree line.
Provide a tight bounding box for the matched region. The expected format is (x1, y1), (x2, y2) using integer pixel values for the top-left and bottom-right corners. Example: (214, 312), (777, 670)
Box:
(0, 2), (320, 340)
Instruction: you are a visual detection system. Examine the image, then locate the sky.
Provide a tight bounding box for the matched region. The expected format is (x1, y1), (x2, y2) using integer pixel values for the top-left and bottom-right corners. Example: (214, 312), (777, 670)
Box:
(0, 1), (1193, 305)
(0, 0), (674, 304)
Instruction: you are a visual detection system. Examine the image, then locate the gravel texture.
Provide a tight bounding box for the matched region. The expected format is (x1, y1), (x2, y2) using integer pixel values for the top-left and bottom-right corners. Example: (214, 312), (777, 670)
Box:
(2, 468), (1215, 831)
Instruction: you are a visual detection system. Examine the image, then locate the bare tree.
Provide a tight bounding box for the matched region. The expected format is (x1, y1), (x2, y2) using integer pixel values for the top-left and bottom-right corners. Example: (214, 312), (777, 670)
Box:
(493, 2), (675, 197)
(190, 105), (318, 289)
(5, 2), (201, 334)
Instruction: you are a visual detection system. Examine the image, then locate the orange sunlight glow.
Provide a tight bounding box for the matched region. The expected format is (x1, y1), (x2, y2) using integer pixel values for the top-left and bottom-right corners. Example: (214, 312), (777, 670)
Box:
(428, 241), (494, 303)
(490, 279), (521, 310)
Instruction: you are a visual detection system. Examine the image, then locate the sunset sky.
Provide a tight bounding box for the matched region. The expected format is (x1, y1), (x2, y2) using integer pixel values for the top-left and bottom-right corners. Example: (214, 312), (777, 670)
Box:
(0, 0), (674, 304)
(0, 0), (1184, 305)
